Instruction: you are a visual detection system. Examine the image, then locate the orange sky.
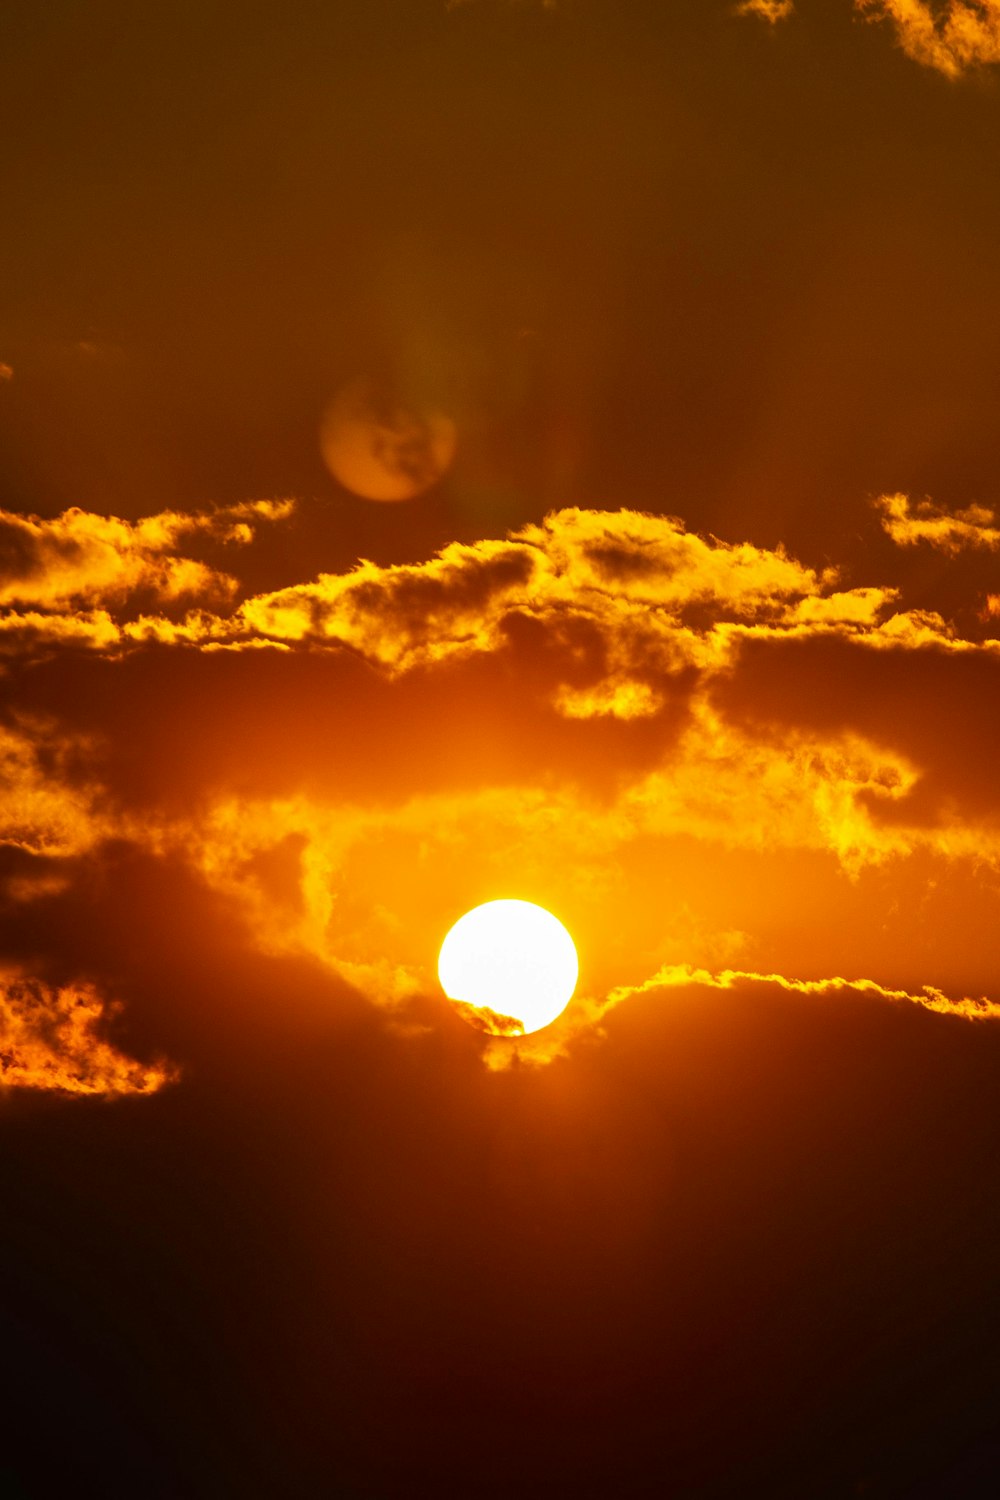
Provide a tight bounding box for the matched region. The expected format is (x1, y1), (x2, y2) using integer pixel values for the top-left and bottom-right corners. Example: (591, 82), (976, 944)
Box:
(3, 3), (1000, 1496)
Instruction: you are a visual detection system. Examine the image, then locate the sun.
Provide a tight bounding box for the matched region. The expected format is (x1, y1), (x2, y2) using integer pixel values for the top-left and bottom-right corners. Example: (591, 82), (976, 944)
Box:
(438, 899), (579, 1037)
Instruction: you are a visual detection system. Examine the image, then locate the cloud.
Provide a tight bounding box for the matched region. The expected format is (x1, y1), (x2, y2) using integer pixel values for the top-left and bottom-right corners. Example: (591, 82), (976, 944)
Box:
(734, 0), (795, 22)
(15, 501), (985, 690)
(0, 717), (111, 858)
(5, 499), (1000, 1073)
(856, 0), (1000, 77)
(469, 956), (1000, 1070)
(0, 498), (293, 612)
(226, 507), (857, 703)
(3, 504), (889, 673)
(877, 491), (1000, 552)
(607, 963), (1000, 1023)
(0, 972), (175, 1095)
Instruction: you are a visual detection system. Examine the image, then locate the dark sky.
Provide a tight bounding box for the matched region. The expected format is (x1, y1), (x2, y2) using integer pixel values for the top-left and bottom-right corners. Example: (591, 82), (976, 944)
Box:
(5, 0), (1000, 555)
(4, 3), (1000, 1496)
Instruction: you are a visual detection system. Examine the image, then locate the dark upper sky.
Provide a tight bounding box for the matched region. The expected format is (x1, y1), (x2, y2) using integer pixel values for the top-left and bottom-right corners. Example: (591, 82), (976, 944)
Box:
(4, 0), (1000, 562)
(5, 4), (1000, 1497)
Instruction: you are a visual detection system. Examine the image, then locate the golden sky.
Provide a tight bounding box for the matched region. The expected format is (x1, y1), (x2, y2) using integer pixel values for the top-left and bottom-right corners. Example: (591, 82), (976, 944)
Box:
(4, 2), (1000, 1495)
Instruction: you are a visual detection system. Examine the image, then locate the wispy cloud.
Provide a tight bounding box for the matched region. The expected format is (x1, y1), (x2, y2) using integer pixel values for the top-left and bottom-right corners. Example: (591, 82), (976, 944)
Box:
(608, 963), (1000, 1022)
(0, 973), (175, 1096)
(857, 0), (1000, 77)
(734, 0), (795, 22)
(0, 718), (110, 858)
(877, 492), (1000, 552)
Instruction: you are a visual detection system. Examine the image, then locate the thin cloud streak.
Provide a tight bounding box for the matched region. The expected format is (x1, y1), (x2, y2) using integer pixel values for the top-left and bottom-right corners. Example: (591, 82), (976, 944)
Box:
(476, 961), (1000, 1071)
(877, 491), (1000, 553)
(608, 963), (1000, 1022)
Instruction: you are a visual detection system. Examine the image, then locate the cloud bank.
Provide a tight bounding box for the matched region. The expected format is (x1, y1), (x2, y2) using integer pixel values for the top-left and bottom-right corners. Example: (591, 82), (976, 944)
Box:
(3, 495), (1000, 1083)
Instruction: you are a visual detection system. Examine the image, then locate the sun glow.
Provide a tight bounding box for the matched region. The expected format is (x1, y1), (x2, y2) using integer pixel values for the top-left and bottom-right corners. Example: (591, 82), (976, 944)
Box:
(438, 899), (579, 1037)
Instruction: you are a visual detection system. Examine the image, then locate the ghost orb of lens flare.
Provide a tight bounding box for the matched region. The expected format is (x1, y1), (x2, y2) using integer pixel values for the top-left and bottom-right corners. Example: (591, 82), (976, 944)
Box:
(320, 376), (457, 502)
(438, 899), (579, 1037)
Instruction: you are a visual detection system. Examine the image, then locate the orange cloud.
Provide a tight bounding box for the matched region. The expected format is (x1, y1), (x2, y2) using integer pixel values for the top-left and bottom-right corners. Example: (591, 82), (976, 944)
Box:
(0, 498), (292, 611)
(8, 499), (1000, 1070)
(155, 685), (995, 1061)
(474, 959), (1000, 1070)
(6, 504), (969, 686)
(856, 0), (1000, 77)
(607, 963), (1000, 1022)
(876, 491), (1000, 553)
(0, 973), (175, 1095)
(734, 0), (795, 21)
(232, 509), (860, 691)
(0, 717), (110, 858)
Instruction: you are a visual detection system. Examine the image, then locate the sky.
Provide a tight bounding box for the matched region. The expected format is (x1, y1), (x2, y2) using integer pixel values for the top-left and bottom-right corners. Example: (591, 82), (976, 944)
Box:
(4, 1), (1000, 1494)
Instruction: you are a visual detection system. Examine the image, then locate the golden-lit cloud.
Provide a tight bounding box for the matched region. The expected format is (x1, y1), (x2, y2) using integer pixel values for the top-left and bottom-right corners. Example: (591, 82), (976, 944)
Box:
(8, 502), (978, 682)
(0, 973), (175, 1096)
(475, 957), (1000, 1070)
(157, 690), (997, 1055)
(0, 718), (110, 858)
(877, 491), (1000, 552)
(232, 507), (858, 684)
(856, 0), (1000, 77)
(607, 963), (1000, 1023)
(0, 498), (292, 611)
(734, 0), (795, 22)
(7, 498), (1000, 1070)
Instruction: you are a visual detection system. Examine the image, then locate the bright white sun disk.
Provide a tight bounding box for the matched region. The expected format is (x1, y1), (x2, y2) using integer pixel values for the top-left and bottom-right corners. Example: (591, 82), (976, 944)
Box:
(438, 899), (578, 1035)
